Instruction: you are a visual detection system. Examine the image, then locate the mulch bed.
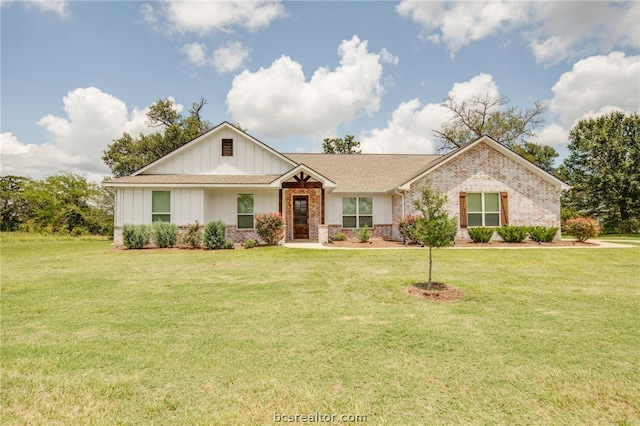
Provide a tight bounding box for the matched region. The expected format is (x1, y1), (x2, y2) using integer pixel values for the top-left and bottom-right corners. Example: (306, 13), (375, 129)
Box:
(406, 282), (465, 302)
(324, 238), (595, 249)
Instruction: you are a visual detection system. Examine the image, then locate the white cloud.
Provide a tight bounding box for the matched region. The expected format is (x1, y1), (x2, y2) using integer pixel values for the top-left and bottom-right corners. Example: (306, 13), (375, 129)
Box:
(396, 1), (640, 65)
(143, 0), (286, 35)
(213, 42), (251, 73)
(361, 73), (500, 153)
(396, 1), (526, 58)
(180, 42), (208, 66)
(379, 48), (399, 65)
(528, 124), (568, 148)
(549, 52), (640, 127)
(1, 87), (156, 181)
(226, 35), (385, 138)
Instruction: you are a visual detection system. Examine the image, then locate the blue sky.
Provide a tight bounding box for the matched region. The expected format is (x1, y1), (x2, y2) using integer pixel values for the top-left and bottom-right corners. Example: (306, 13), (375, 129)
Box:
(1, 0), (639, 181)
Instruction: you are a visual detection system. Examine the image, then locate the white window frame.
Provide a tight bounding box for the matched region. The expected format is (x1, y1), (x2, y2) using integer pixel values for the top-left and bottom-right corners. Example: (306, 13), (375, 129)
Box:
(237, 194), (254, 229)
(467, 192), (500, 227)
(151, 190), (171, 223)
(342, 197), (373, 229)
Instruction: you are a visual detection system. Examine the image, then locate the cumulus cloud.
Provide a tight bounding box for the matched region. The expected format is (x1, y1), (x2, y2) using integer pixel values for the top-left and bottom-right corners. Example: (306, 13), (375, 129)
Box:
(0, 87), (156, 181)
(549, 52), (640, 126)
(226, 35), (385, 138)
(213, 42), (251, 73)
(396, 0), (639, 65)
(180, 42), (208, 66)
(142, 0), (286, 35)
(361, 73), (500, 153)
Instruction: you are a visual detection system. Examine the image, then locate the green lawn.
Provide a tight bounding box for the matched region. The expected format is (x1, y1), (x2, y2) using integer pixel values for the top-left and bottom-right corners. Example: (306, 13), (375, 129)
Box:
(2, 234), (639, 425)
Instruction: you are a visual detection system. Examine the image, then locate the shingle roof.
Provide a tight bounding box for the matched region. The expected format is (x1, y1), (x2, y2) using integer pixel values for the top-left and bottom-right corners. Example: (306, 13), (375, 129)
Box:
(283, 153), (441, 192)
(105, 174), (280, 186)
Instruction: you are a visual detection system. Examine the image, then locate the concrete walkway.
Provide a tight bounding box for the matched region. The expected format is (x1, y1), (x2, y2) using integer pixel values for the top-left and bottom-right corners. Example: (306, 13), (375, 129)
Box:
(282, 239), (635, 250)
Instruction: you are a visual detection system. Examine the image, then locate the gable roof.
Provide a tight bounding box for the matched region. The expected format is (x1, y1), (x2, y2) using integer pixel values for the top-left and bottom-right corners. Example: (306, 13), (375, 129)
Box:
(131, 121), (297, 176)
(104, 174), (280, 187)
(398, 135), (570, 190)
(284, 153), (441, 193)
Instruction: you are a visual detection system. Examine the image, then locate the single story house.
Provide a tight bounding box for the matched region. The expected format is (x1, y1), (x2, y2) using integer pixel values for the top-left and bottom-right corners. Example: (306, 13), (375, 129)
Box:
(104, 121), (569, 245)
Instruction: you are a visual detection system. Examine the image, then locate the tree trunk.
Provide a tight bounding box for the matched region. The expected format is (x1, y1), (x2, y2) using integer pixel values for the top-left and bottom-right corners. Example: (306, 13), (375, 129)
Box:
(428, 246), (433, 290)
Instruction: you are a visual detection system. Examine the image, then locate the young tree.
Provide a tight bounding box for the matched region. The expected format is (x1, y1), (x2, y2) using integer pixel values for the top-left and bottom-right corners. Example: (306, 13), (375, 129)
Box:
(322, 135), (361, 154)
(412, 186), (458, 289)
(562, 111), (640, 233)
(102, 98), (212, 177)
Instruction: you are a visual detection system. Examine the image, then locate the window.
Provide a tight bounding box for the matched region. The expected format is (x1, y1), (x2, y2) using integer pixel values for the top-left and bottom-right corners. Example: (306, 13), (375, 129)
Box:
(467, 193), (500, 227)
(237, 194), (254, 229)
(152, 191), (171, 222)
(342, 197), (373, 228)
(222, 139), (233, 156)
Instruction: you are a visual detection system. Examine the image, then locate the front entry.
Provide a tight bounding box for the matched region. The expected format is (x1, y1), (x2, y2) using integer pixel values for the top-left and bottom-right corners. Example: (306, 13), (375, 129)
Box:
(293, 195), (309, 239)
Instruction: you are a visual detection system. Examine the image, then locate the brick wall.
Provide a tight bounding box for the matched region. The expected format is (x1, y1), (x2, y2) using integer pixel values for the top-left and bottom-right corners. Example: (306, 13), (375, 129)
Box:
(405, 142), (563, 241)
(283, 188), (322, 241)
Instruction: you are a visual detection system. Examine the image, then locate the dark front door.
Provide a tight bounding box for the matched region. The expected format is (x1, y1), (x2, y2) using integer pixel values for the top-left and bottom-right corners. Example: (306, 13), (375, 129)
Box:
(293, 196), (309, 239)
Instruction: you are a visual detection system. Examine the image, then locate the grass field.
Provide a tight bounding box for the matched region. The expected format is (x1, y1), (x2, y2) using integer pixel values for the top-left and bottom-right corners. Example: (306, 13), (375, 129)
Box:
(2, 233), (639, 425)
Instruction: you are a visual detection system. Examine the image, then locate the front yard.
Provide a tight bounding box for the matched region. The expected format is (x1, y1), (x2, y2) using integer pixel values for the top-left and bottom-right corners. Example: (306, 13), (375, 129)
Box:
(1, 234), (639, 424)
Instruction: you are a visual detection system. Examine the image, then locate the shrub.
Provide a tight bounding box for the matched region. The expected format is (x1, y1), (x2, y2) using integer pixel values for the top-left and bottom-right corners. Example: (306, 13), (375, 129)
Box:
(122, 224), (150, 249)
(495, 226), (529, 243)
(467, 227), (494, 243)
(330, 232), (347, 241)
(356, 224), (371, 242)
(399, 215), (420, 244)
(529, 226), (559, 243)
(203, 220), (226, 249)
(255, 213), (284, 246)
(151, 222), (178, 248)
(243, 238), (258, 249)
(564, 217), (600, 242)
(223, 239), (235, 249)
(180, 221), (202, 249)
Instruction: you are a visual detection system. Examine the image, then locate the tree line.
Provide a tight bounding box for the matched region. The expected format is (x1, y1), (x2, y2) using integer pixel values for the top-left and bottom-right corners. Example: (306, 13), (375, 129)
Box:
(2, 95), (637, 235)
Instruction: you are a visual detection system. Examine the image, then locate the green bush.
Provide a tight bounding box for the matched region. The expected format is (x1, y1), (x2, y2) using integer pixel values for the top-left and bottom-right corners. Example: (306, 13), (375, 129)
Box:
(330, 232), (347, 241)
(467, 227), (494, 243)
(564, 217), (600, 242)
(399, 215), (420, 244)
(122, 224), (150, 249)
(243, 238), (258, 249)
(356, 224), (371, 242)
(495, 226), (529, 243)
(203, 220), (226, 249)
(152, 222), (178, 248)
(180, 221), (202, 249)
(223, 239), (235, 250)
(255, 213), (284, 246)
(529, 226), (558, 243)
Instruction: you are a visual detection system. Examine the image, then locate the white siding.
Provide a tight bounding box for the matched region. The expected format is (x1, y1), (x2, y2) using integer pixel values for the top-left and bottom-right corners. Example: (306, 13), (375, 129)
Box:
(204, 188), (279, 225)
(325, 193), (393, 225)
(142, 129), (293, 175)
(114, 188), (203, 226)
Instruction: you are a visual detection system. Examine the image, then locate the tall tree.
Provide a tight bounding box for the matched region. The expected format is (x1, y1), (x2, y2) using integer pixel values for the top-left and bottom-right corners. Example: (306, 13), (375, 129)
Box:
(0, 175), (32, 231)
(322, 135), (361, 154)
(562, 111), (640, 233)
(102, 98), (212, 177)
(511, 142), (559, 174)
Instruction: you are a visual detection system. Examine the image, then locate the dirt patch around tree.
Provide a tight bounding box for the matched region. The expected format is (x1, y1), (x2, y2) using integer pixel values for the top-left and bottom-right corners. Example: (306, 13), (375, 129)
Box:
(406, 282), (465, 302)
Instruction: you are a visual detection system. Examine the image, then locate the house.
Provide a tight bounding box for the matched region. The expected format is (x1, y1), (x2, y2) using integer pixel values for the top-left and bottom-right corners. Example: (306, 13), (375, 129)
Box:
(104, 121), (569, 245)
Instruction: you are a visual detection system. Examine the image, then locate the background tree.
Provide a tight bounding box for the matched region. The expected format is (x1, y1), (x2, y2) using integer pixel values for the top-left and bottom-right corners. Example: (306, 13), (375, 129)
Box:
(103, 98), (212, 177)
(322, 135), (361, 154)
(434, 93), (558, 172)
(561, 111), (639, 233)
(0, 175), (32, 231)
(413, 186), (458, 289)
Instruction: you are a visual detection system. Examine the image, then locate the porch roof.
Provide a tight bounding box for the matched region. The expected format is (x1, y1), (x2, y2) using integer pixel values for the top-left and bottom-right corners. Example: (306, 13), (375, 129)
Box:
(104, 174), (281, 187)
(283, 153), (441, 192)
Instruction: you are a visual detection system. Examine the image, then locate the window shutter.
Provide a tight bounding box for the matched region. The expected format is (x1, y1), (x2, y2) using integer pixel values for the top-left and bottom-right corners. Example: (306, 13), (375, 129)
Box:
(500, 192), (509, 226)
(459, 192), (467, 228)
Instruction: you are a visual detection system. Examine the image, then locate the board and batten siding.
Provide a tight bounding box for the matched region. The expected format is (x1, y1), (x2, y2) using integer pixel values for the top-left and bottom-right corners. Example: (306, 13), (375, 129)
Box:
(324, 193), (393, 226)
(141, 129), (293, 175)
(115, 188), (203, 226)
(203, 188), (279, 225)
